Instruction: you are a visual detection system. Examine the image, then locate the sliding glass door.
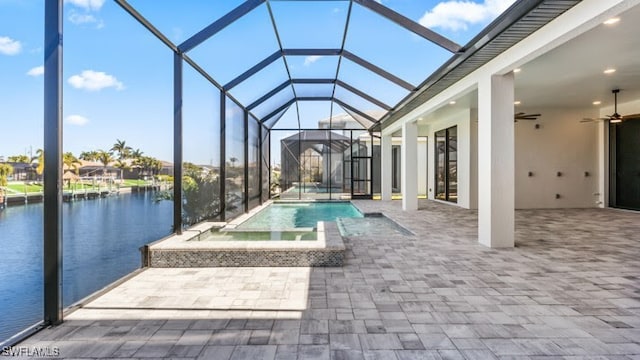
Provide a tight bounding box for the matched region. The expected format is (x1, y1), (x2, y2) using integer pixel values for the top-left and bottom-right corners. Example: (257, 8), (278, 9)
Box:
(434, 126), (457, 203)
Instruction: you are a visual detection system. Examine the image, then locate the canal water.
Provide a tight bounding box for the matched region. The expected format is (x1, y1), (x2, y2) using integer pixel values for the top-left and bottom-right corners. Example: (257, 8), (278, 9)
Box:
(0, 192), (173, 343)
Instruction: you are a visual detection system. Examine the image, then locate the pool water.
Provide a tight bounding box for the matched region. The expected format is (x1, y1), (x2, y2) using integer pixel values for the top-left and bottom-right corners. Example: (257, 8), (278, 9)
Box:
(204, 231), (317, 241)
(237, 202), (363, 230)
(337, 215), (414, 237)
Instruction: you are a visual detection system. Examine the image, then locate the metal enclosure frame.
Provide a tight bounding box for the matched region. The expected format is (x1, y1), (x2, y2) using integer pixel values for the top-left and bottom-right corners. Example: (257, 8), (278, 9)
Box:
(32, 0), (581, 335)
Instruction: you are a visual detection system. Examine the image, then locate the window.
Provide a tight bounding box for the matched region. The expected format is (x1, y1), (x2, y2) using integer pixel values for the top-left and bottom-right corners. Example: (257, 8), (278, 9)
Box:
(392, 145), (401, 192)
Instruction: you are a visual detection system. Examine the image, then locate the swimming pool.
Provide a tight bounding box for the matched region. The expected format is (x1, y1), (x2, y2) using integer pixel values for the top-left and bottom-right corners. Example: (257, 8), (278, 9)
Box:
(203, 230), (317, 241)
(337, 215), (414, 237)
(236, 201), (363, 230)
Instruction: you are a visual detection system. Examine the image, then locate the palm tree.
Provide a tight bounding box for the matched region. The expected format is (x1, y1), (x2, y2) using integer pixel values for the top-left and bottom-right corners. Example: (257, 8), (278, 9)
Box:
(114, 159), (129, 182)
(32, 149), (44, 178)
(111, 139), (132, 160)
(151, 158), (163, 185)
(62, 152), (82, 189)
(79, 150), (98, 161)
(130, 148), (144, 159)
(132, 156), (163, 185)
(7, 155), (29, 163)
(63, 152), (81, 174)
(95, 150), (114, 177)
(0, 163), (14, 198)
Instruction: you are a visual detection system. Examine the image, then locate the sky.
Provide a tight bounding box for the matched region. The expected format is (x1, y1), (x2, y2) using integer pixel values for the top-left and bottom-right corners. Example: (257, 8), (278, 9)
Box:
(0, 0), (515, 165)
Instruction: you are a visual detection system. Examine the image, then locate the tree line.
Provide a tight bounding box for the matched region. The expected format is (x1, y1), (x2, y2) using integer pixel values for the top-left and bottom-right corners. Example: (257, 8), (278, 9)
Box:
(2, 139), (165, 180)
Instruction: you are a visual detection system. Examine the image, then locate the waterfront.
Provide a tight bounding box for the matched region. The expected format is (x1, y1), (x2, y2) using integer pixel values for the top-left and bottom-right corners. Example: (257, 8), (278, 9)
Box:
(0, 192), (172, 343)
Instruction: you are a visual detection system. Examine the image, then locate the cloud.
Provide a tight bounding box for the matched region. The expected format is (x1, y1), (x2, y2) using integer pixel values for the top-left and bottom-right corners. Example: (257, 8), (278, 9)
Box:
(304, 56), (322, 66)
(65, 115), (89, 126)
(0, 36), (22, 55)
(64, 0), (105, 11)
(68, 10), (104, 28)
(27, 66), (44, 77)
(172, 27), (184, 42)
(68, 70), (124, 91)
(419, 0), (515, 32)
(65, 0), (105, 28)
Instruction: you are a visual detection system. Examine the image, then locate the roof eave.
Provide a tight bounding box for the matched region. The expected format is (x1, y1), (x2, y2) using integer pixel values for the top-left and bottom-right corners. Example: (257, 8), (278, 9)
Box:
(377, 0), (580, 131)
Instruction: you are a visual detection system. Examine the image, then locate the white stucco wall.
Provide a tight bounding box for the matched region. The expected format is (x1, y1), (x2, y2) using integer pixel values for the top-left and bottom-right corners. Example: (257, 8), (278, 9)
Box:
(417, 139), (427, 197)
(387, 137), (427, 196)
(425, 109), (475, 209)
(514, 107), (599, 208)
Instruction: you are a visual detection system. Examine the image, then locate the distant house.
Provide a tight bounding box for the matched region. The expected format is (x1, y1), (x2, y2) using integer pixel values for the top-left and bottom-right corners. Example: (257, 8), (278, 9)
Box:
(77, 160), (119, 179)
(159, 161), (173, 177)
(122, 160), (173, 180)
(5, 162), (37, 181)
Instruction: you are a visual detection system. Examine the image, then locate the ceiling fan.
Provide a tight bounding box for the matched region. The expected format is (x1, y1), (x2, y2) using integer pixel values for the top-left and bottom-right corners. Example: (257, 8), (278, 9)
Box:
(514, 112), (541, 121)
(581, 89), (640, 123)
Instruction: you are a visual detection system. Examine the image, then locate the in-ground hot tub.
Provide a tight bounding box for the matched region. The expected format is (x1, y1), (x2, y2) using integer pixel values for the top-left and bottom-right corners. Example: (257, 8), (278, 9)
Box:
(145, 201), (363, 267)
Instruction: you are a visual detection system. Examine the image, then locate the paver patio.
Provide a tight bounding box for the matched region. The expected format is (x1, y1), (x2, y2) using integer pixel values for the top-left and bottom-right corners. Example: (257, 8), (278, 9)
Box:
(20, 200), (640, 359)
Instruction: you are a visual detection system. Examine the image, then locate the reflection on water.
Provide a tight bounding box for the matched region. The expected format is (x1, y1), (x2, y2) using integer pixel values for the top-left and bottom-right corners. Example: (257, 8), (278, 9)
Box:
(0, 192), (172, 344)
(337, 215), (414, 237)
(237, 202), (363, 230)
(202, 230), (317, 241)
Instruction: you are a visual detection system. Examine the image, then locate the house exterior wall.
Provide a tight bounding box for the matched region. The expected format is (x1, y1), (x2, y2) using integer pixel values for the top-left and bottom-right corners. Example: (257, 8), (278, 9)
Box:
(425, 108), (476, 209)
(515, 107), (599, 208)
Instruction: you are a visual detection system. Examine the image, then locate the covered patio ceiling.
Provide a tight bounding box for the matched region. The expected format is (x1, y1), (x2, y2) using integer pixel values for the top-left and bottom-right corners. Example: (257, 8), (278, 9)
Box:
(411, 1), (640, 129)
(114, 0), (580, 132)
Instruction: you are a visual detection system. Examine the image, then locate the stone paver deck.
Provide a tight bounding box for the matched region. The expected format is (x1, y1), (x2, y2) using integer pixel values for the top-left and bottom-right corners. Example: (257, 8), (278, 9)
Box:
(20, 200), (640, 359)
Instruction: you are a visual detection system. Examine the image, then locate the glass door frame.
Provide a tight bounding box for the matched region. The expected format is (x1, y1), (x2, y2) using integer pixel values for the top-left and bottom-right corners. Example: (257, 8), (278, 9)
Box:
(434, 126), (457, 203)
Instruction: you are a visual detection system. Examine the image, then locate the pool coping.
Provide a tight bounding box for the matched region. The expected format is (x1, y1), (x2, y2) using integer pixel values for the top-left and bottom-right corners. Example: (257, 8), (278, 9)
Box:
(150, 221), (341, 251)
(146, 199), (347, 267)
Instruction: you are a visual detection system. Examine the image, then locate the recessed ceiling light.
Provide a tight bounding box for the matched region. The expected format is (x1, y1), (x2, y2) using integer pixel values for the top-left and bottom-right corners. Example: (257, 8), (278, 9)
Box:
(604, 17), (620, 25)
(592, 101), (601, 105)
(513, 68), (521, 73)
(514, 101), (521, 105)
(604, 68), (616, 74)
(449, 101), (456, 105)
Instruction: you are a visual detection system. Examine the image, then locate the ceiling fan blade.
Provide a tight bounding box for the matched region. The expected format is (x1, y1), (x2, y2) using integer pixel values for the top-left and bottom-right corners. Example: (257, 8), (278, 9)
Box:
(515, 112), (525, 116)
(622, 113), (640, 120)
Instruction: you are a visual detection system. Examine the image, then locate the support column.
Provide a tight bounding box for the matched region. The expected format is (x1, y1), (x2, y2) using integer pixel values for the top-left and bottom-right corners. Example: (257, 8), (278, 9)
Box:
(597, 121), (608, 208)
(173, 53), (183, 234)
(381, 133), (392, 201)
(43, 0), (63, 325)
(220, 92), (226, 221)
(402, 121), (418, 211)
(478, 73), (515, 248)
(258, 124), (263, 205)
(427, 133), (435, 200)
(243, 110), (249, 213)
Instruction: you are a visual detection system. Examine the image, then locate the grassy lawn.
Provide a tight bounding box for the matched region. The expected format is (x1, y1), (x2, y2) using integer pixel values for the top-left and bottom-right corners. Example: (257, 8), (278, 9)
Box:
(3, 180), (156, 194)
(4, 181), (105, 194)
(121, 179), (152, 187)
(6, 182), (43, 194)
